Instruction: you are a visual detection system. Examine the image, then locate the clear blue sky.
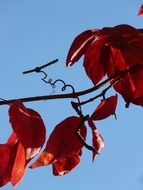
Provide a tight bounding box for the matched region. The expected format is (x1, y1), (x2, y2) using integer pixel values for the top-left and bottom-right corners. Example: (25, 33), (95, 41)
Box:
(0, 1), (143, 190)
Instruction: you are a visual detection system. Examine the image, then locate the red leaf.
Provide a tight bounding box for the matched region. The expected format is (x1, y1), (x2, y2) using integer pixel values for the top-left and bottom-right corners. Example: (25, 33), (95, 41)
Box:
(101, 25), (142, 46)
(102, 25), (143, 71)
(0, 140), (18, 187)
(0, 144), (12, 187)
(0, 132), (36, 187)
(88, 118), (104, 161)
(113, 68), (143, 106)
(30, 116), (86, 169)
(110, 47), (127, 71)
(83, 40), (110, 84)
(66, 30), (97, 66)
(0, 133), (19, 187)
(11, 143), (26, 187)
(110, 43), (143, 71)
(9, 101), (46, 159)
(91, 95), (118, 120)
(52, 153), (81, 176)
(138, 4), (143, 16)
(7, 132), (17, 145)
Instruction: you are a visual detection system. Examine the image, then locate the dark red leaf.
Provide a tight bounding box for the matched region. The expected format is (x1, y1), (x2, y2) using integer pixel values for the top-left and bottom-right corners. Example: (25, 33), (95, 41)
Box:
(91, 95), (118, 120)
(66, 30), (97, 66)
(113, 69), (143, 106)
(110, 47), (127, 71)
(100, 25), (142, 46)
(9, 101), (46, 159)
(0, 144), (12, 187)
(30, 116), (86, 169)
(88, 118), (104, 161)
(0, 139), (18, 187)
(138, 29), (143, 35)
(83, 40), (110, 84)
(111, 44), (143, 71)
(138, 4), (143, 16)
(101, 25), (143, 72)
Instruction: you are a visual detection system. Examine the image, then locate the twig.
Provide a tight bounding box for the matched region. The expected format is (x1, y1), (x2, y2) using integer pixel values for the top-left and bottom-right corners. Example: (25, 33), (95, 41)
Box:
(72, 83), (116, 109)
(23, 59), (58, 74)
(76, 115), (99, 153)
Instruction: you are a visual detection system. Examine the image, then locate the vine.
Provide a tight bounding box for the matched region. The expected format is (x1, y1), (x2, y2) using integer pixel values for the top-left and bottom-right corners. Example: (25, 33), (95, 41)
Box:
(1, 20), (143, 188)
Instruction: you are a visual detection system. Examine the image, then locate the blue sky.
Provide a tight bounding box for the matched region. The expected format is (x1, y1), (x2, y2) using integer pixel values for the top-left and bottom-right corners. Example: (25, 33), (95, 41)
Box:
(0, 1), (143, 190)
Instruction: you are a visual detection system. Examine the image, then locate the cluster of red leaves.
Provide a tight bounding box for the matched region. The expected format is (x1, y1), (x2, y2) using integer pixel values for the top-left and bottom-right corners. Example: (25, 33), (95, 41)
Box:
(0, 95), (118, 187)
(31, 95), (117, 174)
(0, 101), (46, 187)
(66, 24), (143, 106)
(31, 116), (87, 175)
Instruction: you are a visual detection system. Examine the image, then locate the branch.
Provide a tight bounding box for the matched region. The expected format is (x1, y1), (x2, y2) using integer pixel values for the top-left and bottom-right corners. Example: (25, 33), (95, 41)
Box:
(0, 64), (142, 106)
(23, 59), (58, 74)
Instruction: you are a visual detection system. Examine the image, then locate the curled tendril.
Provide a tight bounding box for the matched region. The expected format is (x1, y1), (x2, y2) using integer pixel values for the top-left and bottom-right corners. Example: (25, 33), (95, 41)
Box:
(39, 70), (83, 117)
(40, 71), (76, 94)
(39, 70), (48, 81)
(50, 79), (75, 94)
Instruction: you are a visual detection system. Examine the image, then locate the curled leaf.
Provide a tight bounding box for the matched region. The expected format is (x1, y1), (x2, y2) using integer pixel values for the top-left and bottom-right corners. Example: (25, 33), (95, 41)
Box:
(91, 95), (118, 120)
(88, 118), (104, 161)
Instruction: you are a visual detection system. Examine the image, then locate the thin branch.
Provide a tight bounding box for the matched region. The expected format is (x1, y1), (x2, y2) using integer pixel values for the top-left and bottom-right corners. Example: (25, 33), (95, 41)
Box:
(23, 59), (58, 74)
(0, 64), (142, 106)
(72, 80), (118, 109)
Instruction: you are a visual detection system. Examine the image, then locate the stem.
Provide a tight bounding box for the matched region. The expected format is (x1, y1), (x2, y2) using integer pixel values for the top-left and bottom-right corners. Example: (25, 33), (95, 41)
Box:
(74, 80), (118, 108)
(76, 115), (99, 153)
(0, 64), (141, 106)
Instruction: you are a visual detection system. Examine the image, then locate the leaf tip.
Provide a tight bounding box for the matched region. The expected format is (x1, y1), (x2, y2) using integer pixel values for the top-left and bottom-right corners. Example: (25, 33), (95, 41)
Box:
(138, 4), (143, 16)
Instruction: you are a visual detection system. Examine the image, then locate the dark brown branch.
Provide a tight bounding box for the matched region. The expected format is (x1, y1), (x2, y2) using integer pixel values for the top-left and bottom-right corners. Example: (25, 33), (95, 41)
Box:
(72, 84), (113, 109)
(0, 64), (142, 106)
(71, 79), (119, 109)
